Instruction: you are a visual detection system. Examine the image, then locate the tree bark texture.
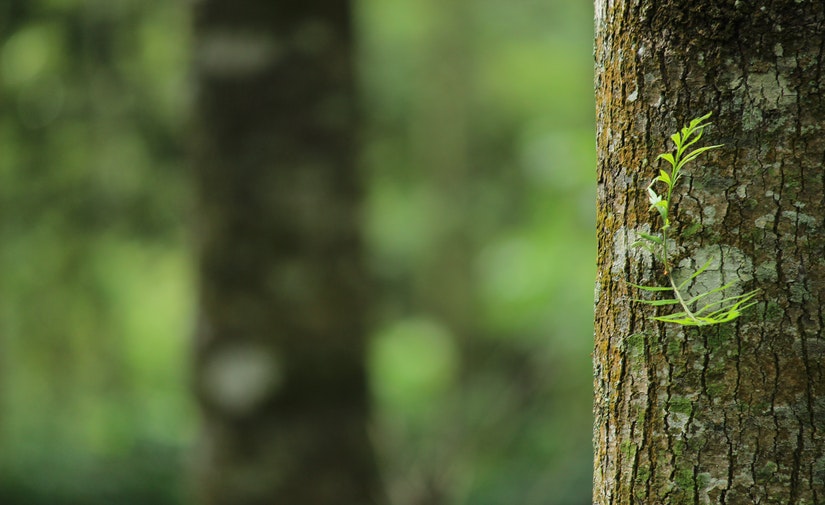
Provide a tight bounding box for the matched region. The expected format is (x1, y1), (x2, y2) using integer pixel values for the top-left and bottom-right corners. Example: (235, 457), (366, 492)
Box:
(594, 1), (825, 504)
(191, 1), (379, 504)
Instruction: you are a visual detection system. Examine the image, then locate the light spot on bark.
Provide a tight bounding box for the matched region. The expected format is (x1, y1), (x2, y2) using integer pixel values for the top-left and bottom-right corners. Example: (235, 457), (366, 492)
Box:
(756, 260), (778, 282)
(611, 227), (630, 276)
(731, 471), (755, 490)
(644, 72), (663, 106)
(668, 411), (690, 431)
(814, 455), (825, 486)
(594, 0), (619, 27)
(774, 43), (784, 57)
(742, 108), (763, 131)
(746, 72), (794, 108)
(612, 225), (655, 277)
(202, 342), (283, 417)
(697, 473), (729, 504)
(197, 31), (282, 78)
(782, 209), (817, 228)
(755, 213), (776, 229)
(702, 205), (717, 225)
(675, 245), (753, 302)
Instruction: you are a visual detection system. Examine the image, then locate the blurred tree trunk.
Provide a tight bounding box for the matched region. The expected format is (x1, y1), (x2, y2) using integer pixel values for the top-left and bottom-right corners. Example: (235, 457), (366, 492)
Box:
(594, 1), (825, 504)
(190, 1), (380, 504)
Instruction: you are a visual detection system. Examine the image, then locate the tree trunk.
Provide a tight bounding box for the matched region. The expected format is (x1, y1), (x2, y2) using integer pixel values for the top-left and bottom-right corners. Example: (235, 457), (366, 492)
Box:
(594, 1), (825, 504)
(190, 2), (380, 504)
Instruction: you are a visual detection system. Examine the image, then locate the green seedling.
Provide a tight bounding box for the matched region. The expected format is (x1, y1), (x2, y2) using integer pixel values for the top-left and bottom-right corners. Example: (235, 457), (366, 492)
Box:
(631, 112), (759, 326)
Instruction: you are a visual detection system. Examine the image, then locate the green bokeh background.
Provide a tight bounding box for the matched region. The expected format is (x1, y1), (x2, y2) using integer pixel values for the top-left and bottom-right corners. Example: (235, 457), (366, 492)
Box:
(0, 0), (595, 503)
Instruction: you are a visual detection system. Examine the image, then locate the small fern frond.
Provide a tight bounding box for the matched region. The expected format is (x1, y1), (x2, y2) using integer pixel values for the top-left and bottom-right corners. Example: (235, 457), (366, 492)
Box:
(630, 113), (758, 326)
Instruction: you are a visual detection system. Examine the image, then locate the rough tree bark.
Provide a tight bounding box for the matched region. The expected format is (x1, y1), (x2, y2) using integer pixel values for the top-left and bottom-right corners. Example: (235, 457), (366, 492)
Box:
(594, 1), (825, 504)
(190, 1), (380, 504)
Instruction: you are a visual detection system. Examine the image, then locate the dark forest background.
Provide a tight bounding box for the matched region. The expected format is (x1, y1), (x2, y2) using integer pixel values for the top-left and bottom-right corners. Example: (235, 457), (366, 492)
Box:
(0, 0), (595, 503)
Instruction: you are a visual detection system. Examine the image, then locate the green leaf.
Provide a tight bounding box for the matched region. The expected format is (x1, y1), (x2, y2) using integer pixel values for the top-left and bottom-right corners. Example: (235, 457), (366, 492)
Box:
(647, 184), (660, 201)
(637, 298), (681, 306)
(680, 128), (705, 151)
(638, 232), (663, 244)
(657, 169), (672, 185)
(676, 144), (723, 170)
(686, 281), (739, 307)
(657, 152), (676, 168)
(670, 132), (682, 147)
(652, 200), (668, 222)
(652, 312), (698, 325)
(629, 283), (673, 292)
(689, 111), (713, 128)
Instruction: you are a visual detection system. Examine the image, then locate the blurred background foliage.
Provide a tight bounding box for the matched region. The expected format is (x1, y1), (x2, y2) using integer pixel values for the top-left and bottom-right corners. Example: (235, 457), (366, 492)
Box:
(0, 0), (594, 504)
